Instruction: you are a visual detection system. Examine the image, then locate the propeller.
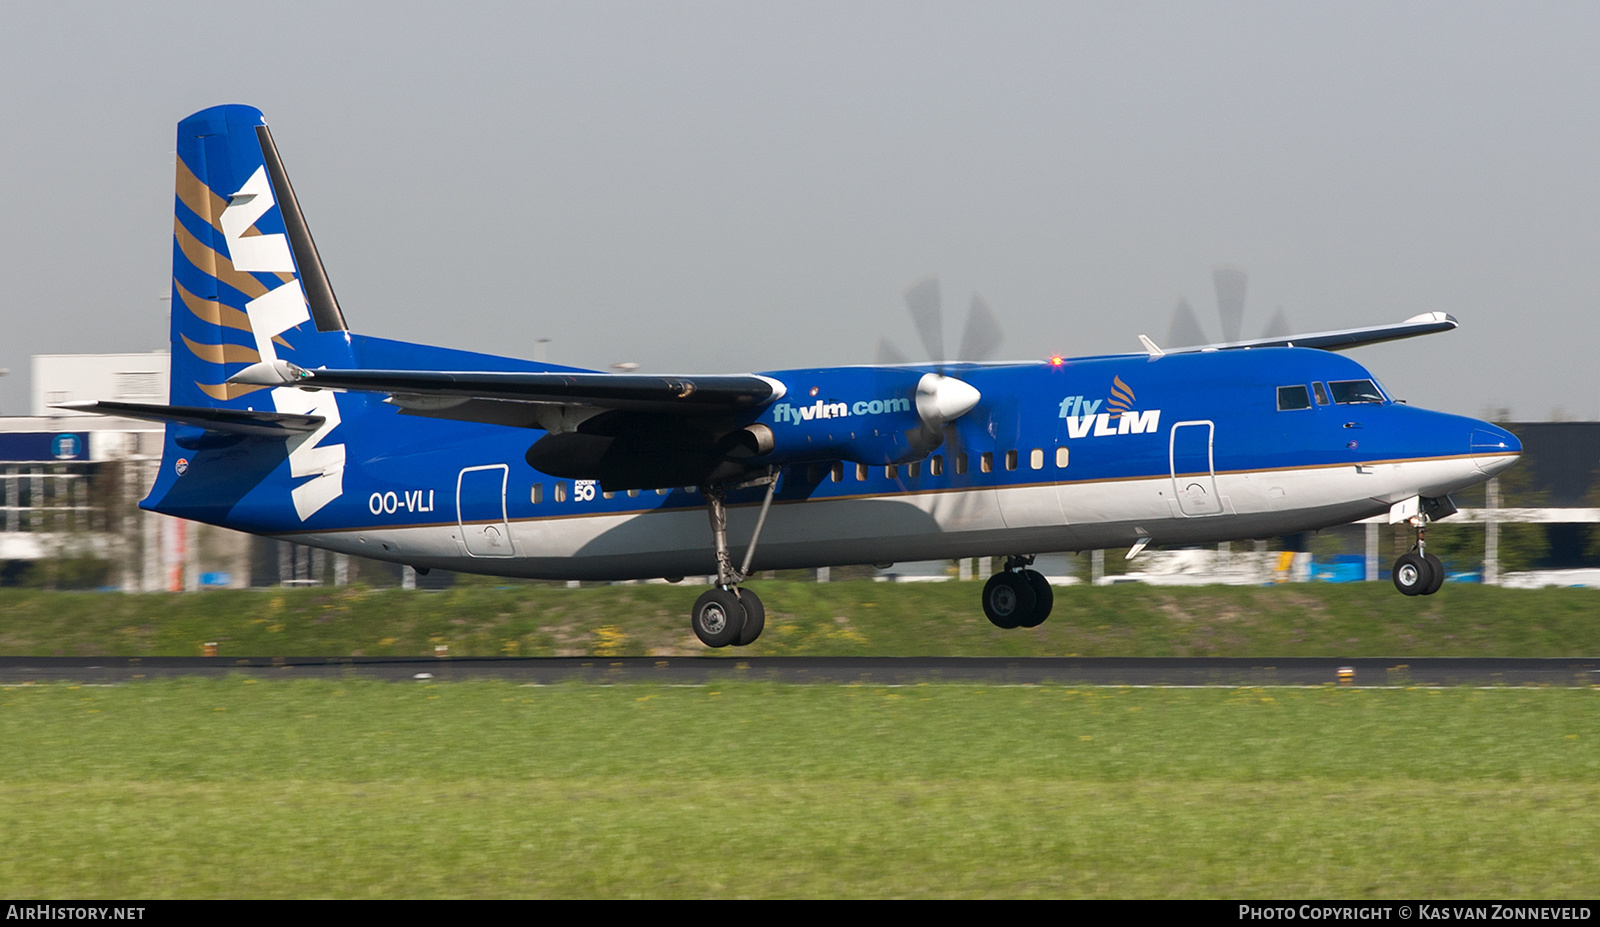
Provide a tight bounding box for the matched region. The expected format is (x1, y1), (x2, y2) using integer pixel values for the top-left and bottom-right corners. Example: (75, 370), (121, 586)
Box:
(875, 275), (997, 457)
(1163, 265), (1294, 349)
(1213, 265), (1248, 343)
(877, 275), (1006, 370)
(1165, 297), (1207, 349)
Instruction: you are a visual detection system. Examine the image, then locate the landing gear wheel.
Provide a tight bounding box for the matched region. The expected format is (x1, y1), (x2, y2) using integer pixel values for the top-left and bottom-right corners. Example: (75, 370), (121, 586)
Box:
(692, 588), (747, 648)
(1422, 553), (1445, 596)
(733, 588), (765, 646)
(1018, 570), (1053, 628)
(983, 572), (1037, 629)
(1392, 552), (1434, 597)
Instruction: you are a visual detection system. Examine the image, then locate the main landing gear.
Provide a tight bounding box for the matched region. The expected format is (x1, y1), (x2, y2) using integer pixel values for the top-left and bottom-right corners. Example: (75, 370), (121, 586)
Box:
(982, 555), (1054, 629)
(1393, 515), (1445, 597)
(691, 469), (778, 648)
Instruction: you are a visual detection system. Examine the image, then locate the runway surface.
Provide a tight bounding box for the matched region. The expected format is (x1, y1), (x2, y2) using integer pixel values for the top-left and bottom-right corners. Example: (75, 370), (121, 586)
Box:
(1, 655), (1597, 686)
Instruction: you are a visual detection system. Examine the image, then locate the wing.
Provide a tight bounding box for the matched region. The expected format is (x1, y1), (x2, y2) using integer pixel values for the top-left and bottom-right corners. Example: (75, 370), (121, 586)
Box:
(227, 361), (786, 426)
(1149, 312), (1458, 355)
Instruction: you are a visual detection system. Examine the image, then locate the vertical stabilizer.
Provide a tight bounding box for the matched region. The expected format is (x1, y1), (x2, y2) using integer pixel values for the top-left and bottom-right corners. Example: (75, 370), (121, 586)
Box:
(158, 105), (355, 522)
(170, 104), (352, 408)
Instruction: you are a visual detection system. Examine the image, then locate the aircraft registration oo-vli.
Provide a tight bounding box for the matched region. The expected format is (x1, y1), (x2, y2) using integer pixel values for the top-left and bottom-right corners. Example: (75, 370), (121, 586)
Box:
(67, 105), (1522, 647)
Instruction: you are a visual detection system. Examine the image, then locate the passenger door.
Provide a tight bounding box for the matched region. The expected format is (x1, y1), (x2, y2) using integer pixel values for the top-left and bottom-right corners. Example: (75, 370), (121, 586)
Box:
(457, 464), (514, 557)
(1169, 421), (1223, 516)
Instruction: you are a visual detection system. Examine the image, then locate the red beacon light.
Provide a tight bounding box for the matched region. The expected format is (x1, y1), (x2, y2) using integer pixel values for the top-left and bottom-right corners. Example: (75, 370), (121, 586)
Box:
(1048, 355), (1065, 367)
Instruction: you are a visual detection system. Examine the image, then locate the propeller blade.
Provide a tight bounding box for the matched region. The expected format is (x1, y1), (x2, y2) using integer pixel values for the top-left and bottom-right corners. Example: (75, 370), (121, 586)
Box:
(1166, 297), (1207, 348)
(1261, 306), (1293, 340)
(1213, 265), (1248, 343)
(956, 293), (1003, 363)
(875, 337), (910, 365)
(903, 275), (946, 365)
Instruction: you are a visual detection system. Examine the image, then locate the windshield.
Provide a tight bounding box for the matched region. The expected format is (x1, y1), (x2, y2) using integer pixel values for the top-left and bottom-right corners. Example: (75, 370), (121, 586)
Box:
(1276, 385), (1312, 410)
(1328, 379), (1385, 404)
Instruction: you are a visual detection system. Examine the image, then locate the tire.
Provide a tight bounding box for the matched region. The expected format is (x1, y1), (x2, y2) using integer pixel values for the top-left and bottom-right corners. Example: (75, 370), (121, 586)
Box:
(692, 588), (746, 648)
(1422, 553), (1445, 595)
(1018, 570), (1053, 628)
(1392, 552), (1433, 597)
(982, 572), (1037, 629)
(733, 588), (766, 646)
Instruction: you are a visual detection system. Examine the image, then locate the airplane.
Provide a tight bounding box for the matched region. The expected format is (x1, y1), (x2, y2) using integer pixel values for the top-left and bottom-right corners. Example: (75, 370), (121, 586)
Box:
(66, 104), (1521, 647)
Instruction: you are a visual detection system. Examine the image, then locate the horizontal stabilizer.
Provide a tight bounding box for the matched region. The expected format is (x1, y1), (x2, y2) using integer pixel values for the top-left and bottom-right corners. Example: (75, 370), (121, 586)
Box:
(1166, 312), (1459, 354)
(54, 401), (324, 436)
(228, 365), (786, 418)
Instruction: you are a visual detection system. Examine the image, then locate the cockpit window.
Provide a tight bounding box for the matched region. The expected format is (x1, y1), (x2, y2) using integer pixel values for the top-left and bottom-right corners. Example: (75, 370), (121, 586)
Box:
(1312, 382), (1329, 405)
(1277, 385), (1312, 411)
(1328, 379), (1385, 404)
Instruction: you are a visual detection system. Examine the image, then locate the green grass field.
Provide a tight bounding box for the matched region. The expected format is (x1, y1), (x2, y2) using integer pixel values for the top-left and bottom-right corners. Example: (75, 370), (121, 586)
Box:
(2, 680), (1597, 898)
(4, 583), (1596, 897)
(3, 580), (1599, 658)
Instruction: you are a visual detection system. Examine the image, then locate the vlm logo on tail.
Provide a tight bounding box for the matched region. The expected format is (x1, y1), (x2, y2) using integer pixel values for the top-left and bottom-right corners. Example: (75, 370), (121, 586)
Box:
(218, 175), (346, 521)
(1059, 375), (1160, 439)
(170, 106), (348, 522)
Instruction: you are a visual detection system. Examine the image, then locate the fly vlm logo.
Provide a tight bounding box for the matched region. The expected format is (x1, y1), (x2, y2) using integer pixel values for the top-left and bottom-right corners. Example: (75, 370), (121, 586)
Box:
(219, 166), (345, 521)
(771, 396), (911, 425)
(1059, 375), (1160, 439)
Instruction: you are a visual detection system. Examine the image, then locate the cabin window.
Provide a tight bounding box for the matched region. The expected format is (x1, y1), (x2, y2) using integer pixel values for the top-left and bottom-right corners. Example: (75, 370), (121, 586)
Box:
(1004, 450), (1018, 471)
(1029, 448), (1044, 470)
(1329, 379), (1384, 404)
(830, 462), (844, 483)
(1056, 447), (1069, 468)
(930, 456), (943, 476)
(908, 461), (920, 479)
(1277, 385), (1312, 411)
(807, 464), (822, 484)
(856, 463), (869, 482)
(554, 482), (568, 503)
(980, 452), (993, 474)
(602, 490), (615, 500)
(627, 488), (640, 498)
(955, 453), (968, 475)
(885, 464), (898, 479)
(657, 488), (670, 496)
(1312, 382), (1330, 405)
(530, 483), (543, 505)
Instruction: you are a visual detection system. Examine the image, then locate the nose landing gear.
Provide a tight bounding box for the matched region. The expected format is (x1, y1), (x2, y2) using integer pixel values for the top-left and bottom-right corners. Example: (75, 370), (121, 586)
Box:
(1393, 516), (1445, 596)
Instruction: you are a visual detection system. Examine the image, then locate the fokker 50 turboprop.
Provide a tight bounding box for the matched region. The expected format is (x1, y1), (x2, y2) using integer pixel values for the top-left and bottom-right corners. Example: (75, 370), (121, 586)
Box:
(67, 105), (1521, 647)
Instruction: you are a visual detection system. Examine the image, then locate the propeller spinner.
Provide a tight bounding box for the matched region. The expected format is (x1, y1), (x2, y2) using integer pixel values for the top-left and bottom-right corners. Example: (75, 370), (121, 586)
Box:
(878, 275), (999, 455)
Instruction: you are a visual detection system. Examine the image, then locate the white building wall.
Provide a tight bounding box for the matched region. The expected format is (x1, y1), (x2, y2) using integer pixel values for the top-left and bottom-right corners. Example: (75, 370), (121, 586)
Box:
(31, 352), (169, 416)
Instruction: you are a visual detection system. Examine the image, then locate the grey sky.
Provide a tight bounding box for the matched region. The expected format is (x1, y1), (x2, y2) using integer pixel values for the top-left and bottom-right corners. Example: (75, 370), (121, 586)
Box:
(3, 2), (1596, 420)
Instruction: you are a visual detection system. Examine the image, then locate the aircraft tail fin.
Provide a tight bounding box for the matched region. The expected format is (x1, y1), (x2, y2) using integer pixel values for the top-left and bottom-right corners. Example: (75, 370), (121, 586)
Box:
(169, 104), (353, 409)
(131, 106), (360, 525)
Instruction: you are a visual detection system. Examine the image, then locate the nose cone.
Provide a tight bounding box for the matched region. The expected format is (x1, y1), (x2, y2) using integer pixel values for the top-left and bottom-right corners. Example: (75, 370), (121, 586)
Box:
(1471, 423), (1521, 476)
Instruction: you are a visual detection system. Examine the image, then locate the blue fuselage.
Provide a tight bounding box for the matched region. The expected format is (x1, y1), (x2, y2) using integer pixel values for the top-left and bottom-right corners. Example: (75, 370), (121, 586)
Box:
(143, 333), (1519, 580)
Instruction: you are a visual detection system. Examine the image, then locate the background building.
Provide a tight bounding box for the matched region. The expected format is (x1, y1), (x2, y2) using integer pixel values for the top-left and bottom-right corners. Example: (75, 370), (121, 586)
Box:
(3, 354), (1597, 589)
